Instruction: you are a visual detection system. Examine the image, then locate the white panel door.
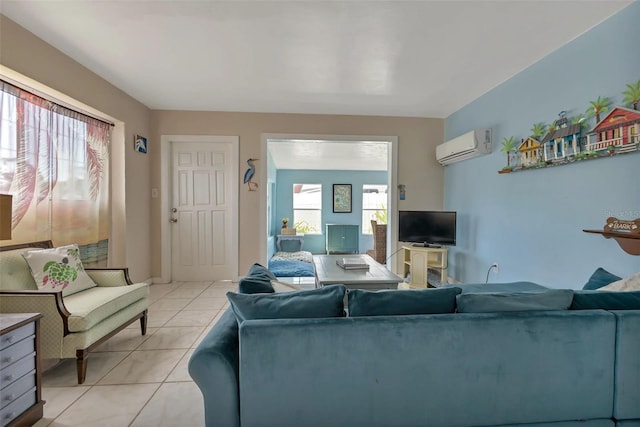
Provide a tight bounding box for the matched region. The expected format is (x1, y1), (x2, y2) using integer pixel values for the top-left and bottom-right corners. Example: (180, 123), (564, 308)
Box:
(171, 141), (233, 281)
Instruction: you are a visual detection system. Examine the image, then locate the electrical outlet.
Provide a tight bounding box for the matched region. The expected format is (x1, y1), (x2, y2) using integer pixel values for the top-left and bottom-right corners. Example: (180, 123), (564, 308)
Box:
(491, 262), (499, 273)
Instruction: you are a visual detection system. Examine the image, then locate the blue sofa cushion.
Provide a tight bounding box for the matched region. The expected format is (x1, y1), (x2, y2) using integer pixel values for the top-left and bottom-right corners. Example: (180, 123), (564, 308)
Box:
(454, 281), (548, 294)
(583, 267), (621, 290)
(238, 263), (276, 294)
(227, 284), (346, 322)
(348, 287), (462, 317)
(456, 290), (573, 313)
(571, 290), (640, 310)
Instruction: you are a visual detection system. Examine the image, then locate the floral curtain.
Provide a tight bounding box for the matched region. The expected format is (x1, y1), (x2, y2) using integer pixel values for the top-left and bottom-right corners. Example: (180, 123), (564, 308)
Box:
(0, 80), (110, 264)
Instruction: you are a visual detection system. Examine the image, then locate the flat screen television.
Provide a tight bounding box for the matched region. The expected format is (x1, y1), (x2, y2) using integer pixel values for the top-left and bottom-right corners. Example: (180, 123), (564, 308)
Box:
(398, 210), (456, 246)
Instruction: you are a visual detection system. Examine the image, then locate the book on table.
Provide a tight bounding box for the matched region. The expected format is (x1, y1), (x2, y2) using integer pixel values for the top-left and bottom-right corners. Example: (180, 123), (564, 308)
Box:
(336, 257), (370, 270)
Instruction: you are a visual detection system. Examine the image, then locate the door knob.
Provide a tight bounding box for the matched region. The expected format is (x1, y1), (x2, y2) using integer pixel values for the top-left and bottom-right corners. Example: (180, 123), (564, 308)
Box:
(170, 218), (178, 223)
(171, 208), (177, 212)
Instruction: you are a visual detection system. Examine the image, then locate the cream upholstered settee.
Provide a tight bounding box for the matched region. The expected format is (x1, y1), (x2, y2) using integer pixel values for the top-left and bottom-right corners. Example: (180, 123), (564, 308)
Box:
(0, 241), (149, 384)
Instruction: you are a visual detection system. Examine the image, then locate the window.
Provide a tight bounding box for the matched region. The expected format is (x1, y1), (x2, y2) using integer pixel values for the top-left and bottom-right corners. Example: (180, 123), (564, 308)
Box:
(293, 184), (321, 234)
(362, 184), (387, 234)
(0, 80), (111, 264)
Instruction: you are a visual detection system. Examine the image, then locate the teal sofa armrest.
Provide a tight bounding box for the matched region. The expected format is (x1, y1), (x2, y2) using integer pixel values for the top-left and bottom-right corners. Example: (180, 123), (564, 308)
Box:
(612, 310), (640, 421)
(188, 308), (240, 427)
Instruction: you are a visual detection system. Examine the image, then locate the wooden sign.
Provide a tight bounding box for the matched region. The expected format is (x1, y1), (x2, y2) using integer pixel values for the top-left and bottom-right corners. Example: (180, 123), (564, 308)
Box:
(604, 217), (640, 234)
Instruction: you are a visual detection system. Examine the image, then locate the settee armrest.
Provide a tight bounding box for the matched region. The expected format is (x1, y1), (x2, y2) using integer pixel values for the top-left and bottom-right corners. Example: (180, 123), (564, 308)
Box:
(85, 268), (133, 287)
(0, 290), (70, 357)
(188, 308), (240, 427)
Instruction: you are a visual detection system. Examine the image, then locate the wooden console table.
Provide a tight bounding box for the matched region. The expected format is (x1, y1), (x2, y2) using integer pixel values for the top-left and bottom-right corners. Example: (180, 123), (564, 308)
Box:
(0, 313), (44, 427)
(276, 234), (304, 252)
(325, 224), (359, 254)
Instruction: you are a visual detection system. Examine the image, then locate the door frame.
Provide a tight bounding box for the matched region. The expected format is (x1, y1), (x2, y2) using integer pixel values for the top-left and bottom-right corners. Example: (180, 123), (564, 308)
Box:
(160, 135), (239, 283)
(259, 133), (398, 272)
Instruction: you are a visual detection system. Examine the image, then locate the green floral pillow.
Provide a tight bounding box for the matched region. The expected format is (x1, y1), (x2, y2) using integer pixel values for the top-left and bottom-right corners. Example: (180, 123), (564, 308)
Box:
(22, 244), (97, 296)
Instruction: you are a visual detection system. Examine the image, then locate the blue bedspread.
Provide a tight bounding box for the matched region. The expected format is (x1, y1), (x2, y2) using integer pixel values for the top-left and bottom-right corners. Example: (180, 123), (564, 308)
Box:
(267, 259), (315, 277)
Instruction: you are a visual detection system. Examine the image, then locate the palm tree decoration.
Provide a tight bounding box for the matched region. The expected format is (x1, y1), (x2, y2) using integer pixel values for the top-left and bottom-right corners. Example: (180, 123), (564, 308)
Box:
(530, 122), (547, 140)
(571, 115), (588, 130)
(622, 79), (640, 110)
(585, 96), (612, 123)
(501, 136), (517, 170)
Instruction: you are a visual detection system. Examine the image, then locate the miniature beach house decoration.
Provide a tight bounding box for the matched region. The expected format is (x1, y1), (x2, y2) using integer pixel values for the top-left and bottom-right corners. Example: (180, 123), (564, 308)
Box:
(497, 79), (640, 174)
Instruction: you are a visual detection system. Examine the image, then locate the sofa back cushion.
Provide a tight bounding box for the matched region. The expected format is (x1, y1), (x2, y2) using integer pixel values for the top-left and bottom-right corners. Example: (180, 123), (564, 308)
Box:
(0, 248), (39, 291)
(456, 289), (573, 313)
(348, 287), (461, 317)
(238, 263), (276, 294)
(571, 290), (640, 310)
(227, 284), (346, 322)
(238, 310), (616, 427)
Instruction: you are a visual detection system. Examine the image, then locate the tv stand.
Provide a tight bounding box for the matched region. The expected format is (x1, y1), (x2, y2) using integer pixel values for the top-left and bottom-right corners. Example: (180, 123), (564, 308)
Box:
(402, 246), (448, 288)
(411, 243), (443, 248)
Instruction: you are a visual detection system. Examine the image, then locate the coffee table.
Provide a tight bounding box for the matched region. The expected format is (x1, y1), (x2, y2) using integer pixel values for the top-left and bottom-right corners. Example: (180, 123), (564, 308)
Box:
(312, 254), (403, 290)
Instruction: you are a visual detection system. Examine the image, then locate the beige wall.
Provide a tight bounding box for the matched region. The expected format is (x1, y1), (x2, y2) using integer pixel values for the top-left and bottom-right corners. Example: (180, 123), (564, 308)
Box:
(151, 111), (444, 276)
(0, 15), (152, 282)
(1, 14), (445, 281)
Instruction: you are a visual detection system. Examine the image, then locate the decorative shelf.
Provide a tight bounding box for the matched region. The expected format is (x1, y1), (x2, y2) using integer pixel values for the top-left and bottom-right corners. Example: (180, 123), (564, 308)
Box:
(583, 229), (640, 255)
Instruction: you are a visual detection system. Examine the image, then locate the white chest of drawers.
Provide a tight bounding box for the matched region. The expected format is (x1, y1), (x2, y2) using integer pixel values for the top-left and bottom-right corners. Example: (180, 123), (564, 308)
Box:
(0, 313), (43, 427)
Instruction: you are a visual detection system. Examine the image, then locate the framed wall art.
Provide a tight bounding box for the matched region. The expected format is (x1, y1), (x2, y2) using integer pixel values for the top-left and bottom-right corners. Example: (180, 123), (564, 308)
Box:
(134, 134), (147, 154)
(333, 184), (352, 213)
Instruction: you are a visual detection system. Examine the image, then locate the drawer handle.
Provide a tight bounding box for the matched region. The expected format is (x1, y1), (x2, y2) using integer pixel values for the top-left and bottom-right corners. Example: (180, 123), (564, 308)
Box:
(3, 374), (14, 382)
(3, 393), (14, 401)
(1, 356), (12, 364)
(5, 412), (15, 420)
(4, 336), (14, 344)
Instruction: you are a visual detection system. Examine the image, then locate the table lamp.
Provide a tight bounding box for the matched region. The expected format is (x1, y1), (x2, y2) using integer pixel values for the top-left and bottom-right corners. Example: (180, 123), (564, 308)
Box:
(0, 194), (13, 240)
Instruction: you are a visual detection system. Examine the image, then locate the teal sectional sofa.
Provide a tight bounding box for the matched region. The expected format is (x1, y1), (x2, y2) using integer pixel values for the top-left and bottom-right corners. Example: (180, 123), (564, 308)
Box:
(189, 275), (640, 427)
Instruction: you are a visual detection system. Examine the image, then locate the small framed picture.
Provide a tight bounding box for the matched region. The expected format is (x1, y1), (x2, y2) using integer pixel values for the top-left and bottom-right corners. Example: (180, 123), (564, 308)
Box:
(134, 135), (147, 154)
(333, 184), (352, 213)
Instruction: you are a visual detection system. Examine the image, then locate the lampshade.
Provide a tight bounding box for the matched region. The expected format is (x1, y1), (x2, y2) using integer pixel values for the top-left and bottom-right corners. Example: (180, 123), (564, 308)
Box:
(0, 194), (13, 240)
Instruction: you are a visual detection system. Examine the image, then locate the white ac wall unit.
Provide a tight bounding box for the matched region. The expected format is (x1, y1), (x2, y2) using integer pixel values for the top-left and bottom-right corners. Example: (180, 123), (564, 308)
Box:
(436, 129), (492, 165)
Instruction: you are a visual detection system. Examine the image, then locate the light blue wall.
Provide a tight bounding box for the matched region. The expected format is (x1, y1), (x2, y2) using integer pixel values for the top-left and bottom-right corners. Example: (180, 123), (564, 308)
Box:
(266, 154), (278, 259)
(444, 2), (640, 288)
(275, 169), (387, 254)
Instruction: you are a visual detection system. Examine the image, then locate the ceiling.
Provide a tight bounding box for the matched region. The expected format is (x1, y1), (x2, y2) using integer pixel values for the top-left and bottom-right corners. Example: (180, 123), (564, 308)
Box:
(268, 139), (389, 171)
(1, 1), (633, 170)
(1, 0), (633, 119)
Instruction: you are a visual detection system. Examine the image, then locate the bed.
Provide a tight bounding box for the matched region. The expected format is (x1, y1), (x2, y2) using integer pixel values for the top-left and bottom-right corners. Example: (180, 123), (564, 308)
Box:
(268, 250), (315, 277)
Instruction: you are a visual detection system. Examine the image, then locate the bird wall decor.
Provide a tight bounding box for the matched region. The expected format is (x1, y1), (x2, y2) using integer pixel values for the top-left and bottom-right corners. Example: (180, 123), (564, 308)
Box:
(243, 158), (259, 191)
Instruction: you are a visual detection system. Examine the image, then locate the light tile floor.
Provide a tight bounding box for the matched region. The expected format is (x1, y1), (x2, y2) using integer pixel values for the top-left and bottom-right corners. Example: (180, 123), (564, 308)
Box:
(34, 280), (238, 427)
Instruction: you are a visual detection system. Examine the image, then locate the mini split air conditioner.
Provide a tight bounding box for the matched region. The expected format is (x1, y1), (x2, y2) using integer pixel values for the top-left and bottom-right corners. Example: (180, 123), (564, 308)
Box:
(436, 129), (492, 165)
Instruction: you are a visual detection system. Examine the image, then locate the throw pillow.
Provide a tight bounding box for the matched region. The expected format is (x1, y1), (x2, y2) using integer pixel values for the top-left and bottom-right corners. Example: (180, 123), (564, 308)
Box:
(271, 280), (302, 293)
(22, 244), (97, 297)
(238, 263), (277, 294)
(582, 267), (622, 290)
(456, 289), (574, 313)
(227, 284), (346, 323)
(348, 287), (462, 317)
(571, 290), (640, 310)
(247, 263), (277, 281)
(598, 272), (640, 292)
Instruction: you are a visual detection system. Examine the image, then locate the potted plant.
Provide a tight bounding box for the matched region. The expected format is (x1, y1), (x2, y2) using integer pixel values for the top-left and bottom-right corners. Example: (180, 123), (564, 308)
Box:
(607, 145), (616, 156)
(281, 217), (289, 229)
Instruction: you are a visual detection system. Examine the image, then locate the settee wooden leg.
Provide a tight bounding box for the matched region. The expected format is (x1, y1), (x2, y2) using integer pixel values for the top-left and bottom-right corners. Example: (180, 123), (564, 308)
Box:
(76, 350), (88, 384)
(140, 309), (148, 336)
